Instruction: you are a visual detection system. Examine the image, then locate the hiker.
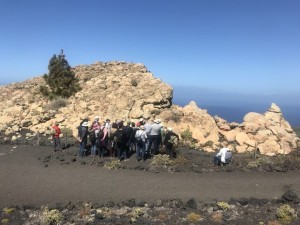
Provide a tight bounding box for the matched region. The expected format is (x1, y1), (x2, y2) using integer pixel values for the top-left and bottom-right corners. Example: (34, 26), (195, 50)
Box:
(91, 116), (101, 130)
(144, 119), (152, 154)
(147, 119), (161, 156)
(78, 121), (89, 157)
(98, 122), (107, 158)
(113, 123), (126, 160)
(214, 147), (233, 166)
(108, 122), (118, 158)
(124, 121), (134, 154)
(51, 121), (61, 152)
(135, 125), (148, 161)
(164, 127), (179, 159)
(136, 118), (144, 127)
(130, 122), (138, 154)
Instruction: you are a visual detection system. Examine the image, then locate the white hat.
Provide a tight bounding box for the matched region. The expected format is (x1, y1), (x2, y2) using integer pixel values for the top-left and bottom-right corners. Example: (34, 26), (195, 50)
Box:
(154, 119), (159, 124)
(167, 127), (172, 131)
(139, 118), (144, 122)
(94, 116), (100, 120)
(82, 122), (89, 127)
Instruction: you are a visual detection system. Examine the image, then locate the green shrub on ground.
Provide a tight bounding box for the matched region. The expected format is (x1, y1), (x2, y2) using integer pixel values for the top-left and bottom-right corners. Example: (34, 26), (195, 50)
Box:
(151, 154), (172, 168)
(61, 127), (73, 137)
(41, 208), (63, 225)
(104, 160), (121, 170)
(3, 207), (15, 215)
(216, 201), (230, 211)
(276, 204), (297, 224)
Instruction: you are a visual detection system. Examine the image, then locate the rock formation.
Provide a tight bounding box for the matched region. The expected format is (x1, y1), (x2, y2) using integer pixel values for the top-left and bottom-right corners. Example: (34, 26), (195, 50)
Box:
(0, 61), (299, 155)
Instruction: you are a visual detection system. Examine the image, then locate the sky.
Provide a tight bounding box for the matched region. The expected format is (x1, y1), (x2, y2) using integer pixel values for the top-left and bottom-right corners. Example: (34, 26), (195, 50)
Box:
(0, 0), (299, 125)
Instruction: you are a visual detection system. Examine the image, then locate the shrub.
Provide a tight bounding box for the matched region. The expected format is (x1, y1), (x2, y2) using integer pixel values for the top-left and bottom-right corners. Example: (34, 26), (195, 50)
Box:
(172, 155), (189, 166)
(203, 140), (214, 147)
(1, 219), (10, 224)
(127, 208), (144, 223)
(216, 201), (230, 211)
(3, 207), (15, 214)
(61, 127), (73, 137)
(187, 212), (202, 222)
(39, 85), (50, 97)
(151, 154), (172, 168)
(180, 129), (193, 142)
(131, 78), (138, 87)
(211, 212), (223, 223)
(104, 160), (121, 170)
(45, 98), (68, 111)
(276, 204), (297, 224)
(165, 111), (181, 123)
(41, 208), (63, 225)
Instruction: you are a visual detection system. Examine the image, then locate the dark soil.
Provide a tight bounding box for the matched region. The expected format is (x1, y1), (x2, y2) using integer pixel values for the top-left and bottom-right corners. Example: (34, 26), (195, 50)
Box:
(1, 135), (300, 224)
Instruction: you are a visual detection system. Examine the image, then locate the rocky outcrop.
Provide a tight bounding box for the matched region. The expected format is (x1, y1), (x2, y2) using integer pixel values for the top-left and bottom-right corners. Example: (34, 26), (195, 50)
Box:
(0, 61), (299, 155)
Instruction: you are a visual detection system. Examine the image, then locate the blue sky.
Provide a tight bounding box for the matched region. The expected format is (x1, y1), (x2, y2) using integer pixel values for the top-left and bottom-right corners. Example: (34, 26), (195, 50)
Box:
(0, 0), (299, 125)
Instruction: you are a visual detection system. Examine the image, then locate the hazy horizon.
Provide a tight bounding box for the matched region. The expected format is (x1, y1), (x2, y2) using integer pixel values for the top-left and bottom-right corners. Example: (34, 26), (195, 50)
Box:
(173, 85), (300, 127)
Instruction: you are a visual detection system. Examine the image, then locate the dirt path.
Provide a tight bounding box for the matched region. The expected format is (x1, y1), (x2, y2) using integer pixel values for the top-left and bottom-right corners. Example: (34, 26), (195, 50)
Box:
(0, 145), (299, 208)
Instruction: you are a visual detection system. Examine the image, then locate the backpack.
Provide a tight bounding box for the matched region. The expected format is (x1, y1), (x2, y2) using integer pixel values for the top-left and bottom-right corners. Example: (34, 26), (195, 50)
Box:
(98, 127), (104, 140)
(114, 129), (123, 143)
(135, 131), (144, 147)
(89, 130), (96, 142)
(125, 126), (133, 139)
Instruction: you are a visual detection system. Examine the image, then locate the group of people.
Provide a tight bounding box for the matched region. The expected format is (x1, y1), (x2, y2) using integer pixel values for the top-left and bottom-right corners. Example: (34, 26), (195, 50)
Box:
(76, 117), (179, 161)
(51, 117), (233, 165)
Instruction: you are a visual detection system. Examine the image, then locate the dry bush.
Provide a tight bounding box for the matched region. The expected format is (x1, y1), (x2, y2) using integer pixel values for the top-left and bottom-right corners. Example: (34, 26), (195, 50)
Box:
(151, 154), (172, 168)
(131, 78), (138, 87)
(172, 155), (189, 166)
(187, 212), (202, 222)
(45, 98), (68, 111)
(211, 212), (223, 223)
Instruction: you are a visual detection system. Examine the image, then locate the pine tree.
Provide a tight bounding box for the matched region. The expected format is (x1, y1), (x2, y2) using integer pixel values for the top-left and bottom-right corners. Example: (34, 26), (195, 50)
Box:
(41, 50), (80, 99)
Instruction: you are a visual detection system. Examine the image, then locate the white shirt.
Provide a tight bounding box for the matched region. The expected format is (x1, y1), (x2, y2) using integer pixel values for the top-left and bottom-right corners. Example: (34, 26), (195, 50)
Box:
(135, 130), (147, 142)
(216, 147), (230, 163)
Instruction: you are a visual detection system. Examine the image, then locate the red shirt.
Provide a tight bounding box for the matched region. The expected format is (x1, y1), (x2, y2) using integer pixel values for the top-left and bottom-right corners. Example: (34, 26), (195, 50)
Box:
(52, 125), (61, 138)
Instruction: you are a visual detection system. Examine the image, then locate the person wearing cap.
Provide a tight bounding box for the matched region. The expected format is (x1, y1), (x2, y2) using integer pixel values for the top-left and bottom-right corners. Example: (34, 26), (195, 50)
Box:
(214, 147), (233, 166)
(147, 119), (162, 156)
(91, 116), (101, 130)
(135, 125), (148, 161)
(164, 127), (179, 159)
(51, 121), (61, 152)
(78, 121), (89, 157)
(136, 118), (144, 127)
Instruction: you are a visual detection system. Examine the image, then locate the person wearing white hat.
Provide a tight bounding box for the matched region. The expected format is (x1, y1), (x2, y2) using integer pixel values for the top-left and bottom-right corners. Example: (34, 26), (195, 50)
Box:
(214, 147), (232, 166)
(147, 119), (162, 155)
(135, 125), (148, 161)
(164, 127), (179, 159)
